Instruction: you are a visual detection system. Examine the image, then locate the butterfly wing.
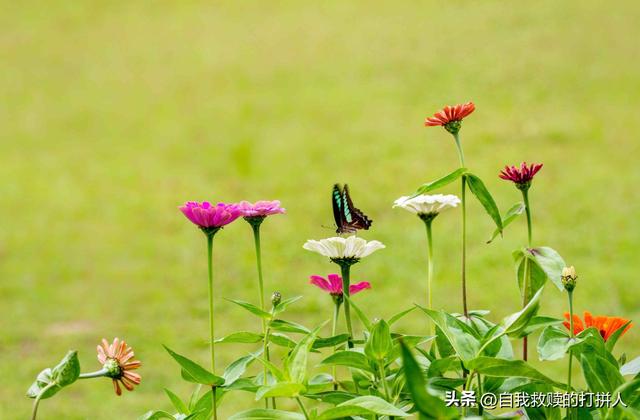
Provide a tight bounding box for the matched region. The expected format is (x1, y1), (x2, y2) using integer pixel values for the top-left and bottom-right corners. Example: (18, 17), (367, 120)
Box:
(332, 184), (345, 233)
(342, 184), (372, 232)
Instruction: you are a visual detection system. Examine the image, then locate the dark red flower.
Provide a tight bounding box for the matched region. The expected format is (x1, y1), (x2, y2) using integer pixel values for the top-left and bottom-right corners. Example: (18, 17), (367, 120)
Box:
(424, 102), (475, 134)
(563, 311), (632, 342)
(499, 162), (543, 189)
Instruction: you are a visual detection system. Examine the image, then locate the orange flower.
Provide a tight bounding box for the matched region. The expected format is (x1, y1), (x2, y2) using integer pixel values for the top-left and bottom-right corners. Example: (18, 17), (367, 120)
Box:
(97, 338), (142, 396)
(425, 102), (475, 134)
(563, 311), (632, 342)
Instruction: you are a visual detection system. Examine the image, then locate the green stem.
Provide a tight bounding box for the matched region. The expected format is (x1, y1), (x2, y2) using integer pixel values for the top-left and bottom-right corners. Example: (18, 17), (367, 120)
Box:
(332, 301), (341, 390)
(31, 382), (56, 420)
(567, 290), (574, 418)
(423, 217), (435, 335)
(453, 132), (466, 167)
(296, 397), (310, 420)
(377, 362), (391, 401)
(252, 224), (271, 408)
(461, 175), (468, 318)
(206, 233), (218, 420)
(78, 368), (108, 379)
(462, 371), (475, 416)
(521, 188), (533, 361)
(340, 264), (355, 349)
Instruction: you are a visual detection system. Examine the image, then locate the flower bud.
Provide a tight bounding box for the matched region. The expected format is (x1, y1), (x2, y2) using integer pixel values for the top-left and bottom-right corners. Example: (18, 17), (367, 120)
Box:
(561, 266), (577, 292)
(271, 291), (282, 307)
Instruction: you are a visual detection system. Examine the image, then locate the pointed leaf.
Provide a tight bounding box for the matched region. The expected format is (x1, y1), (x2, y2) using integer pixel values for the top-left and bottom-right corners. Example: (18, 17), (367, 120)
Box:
(416, 306), (480, 362)
(580, 353), (624, 393)
(414, 168), (467, 195)
(316, 396), (409, 419)
(227, 299), (272, 319)
(215, 331), (263, 344)
(487, 202), (526, 243)
(269, 319), (310, 334)
(285, 324), (324, 383)
(621, 356), (640, 376)
(163, 346), (225, 386)
(365, 319), (393, 361)
(606, 320), (632, 353)
(501, 288), (543, 337)
(465, 173), (503, 232)
(256, 382), (305, 400)
(320, 351), (374, 373)
(467, 357), (566, 389)
(312, 334), (350, 349)
(164, 388), (189, 414)
(223, 350), (261, 386)
(273, 296), (303, 315)
(389, 307), (416, 325)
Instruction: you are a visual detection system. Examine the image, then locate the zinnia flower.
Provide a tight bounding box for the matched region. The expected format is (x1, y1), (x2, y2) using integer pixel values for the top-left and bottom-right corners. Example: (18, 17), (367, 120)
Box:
(424, 102), (475, 134)
(303, 236), (385, 261)
(563, 311), (632, 342)
(179, 201), (242, 231)
(97, 338), (141, 396)
(237, 200), (286, 218)
(310, 274), (371, 296)
(393, 194), (460, 219)
(499, 162), (543, 189)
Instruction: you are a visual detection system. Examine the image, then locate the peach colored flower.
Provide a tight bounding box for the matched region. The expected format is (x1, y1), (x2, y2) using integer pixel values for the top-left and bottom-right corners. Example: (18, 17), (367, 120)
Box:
(97, 338), (142, 396)
(425, 102), (475, 128)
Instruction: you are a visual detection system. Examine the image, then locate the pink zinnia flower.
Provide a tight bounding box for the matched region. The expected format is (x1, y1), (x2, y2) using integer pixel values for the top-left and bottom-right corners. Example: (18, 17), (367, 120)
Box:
(97, 338), (142, 396)
(499, 162), (543, 189)
(179, 201), (242, 229)
(310, 274), (371, 297)
(237, 200), (286, 218)
(425, 102), (475, 134)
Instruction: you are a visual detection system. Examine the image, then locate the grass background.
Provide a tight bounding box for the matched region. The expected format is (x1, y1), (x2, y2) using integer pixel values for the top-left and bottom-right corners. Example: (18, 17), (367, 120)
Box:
(2, 1), (640, 418)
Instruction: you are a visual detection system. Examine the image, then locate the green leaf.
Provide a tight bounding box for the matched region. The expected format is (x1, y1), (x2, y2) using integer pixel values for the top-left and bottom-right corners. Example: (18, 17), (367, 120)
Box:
(520, 246), (566, 291)
(227, 299), (272, 319)
(254, 357), (287, 382)
(537, 326), (581, 361)
(316, 396), (409, 419)
(138, 410), (180, 420)
(163, 346), (225, 386)
(284, 324), (324, 384)
(487, 202), (526, 243)
(388, 307), (417, 325)
(344, 296), (372, 331)
(26, 368), (62, 400)
(580, 353), (624, 393)
(465, 173), (503, 232)
(467, 357), (566, 389)
(215, 331), (263, 344)
(269, 333), (297, 348)
(365, 319), (393, 361)
(312, 334), (350, 349)
(621, 356), (640, 376)
(273, 296), (303, 314)
(511, 382), (562, 420)
(514, 249), (546, 299)
(228, 409), (305, 420)
(164, 388), (189, 414)
(606, 320), (632, 353)
(269, 319), (310, 334)
(223, 350), (261, 386)
(320, 351), (374, 373)
(51, 350), (80, 387)
(427, 356), (463, 377)
(414, 167), (467, 195)
(501, 288), (543, 337)
(256, 382), (305, 400)
(416, 306), (480, 362)
(518, 316), (563, 338)
(399, 340), (459, 419)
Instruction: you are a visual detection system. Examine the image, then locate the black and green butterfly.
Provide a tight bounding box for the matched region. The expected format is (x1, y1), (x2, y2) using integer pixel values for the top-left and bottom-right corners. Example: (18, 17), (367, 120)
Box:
(332, 183), (372, 234)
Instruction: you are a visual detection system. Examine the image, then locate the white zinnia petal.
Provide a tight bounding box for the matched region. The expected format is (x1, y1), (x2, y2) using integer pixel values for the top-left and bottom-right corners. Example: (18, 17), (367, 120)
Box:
(303, 236), (385, 259)
(393, 194), (460, 215)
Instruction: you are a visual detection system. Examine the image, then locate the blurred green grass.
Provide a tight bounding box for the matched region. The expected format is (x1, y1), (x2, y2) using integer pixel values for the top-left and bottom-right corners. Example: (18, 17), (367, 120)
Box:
(2, 1), (640, 418)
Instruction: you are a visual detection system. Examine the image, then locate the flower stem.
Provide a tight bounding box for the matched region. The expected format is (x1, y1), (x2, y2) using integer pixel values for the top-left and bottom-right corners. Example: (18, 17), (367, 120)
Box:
(521, 188), (533, 361)
(332, 301), (341, 390)
(206, 233), (218, 420)
(453, 132), (466, 167)
(340, 264), (355, 349)
(31, 382), (56, 420)
(296, 397), (310, 420)
(78, 368), (108, 379)
(251, 224), (271, 408)
(567, 289), (575, 419)
(423, 217), (435, 335)
(461, 175), (468, 318)
(377, 362), (391, 401)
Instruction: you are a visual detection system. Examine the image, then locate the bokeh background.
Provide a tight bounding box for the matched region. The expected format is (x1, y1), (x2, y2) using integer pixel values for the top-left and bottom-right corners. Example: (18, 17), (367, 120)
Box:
(2, 1), (640, 418)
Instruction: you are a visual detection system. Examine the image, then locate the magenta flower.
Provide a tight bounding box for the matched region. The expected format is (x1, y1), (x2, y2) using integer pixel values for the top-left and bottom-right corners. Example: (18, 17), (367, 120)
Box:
(179, 201), (242, 230)
(499, 162), (543, 189)
(237, 200), (286, 218)
(310, 274), (371, 297)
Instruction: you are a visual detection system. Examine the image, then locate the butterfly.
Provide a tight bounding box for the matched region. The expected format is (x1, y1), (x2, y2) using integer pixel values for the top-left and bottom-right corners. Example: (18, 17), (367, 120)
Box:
(332, 183), (372, 234)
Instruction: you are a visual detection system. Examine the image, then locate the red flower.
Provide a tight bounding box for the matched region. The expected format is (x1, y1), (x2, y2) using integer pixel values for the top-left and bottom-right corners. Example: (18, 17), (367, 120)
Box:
(425, 102), (475, 134)
(310, 274), (371, 297)
(499, 162), (543, 189)
(563, 311), (632, 342)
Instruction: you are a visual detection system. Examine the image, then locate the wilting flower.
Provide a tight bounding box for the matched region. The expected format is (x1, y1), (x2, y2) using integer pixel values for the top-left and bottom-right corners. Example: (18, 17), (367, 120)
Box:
(303, 236), (385, 262)
(499, 162), (543, 190)
(237, 200), (286, 218)
(179, 201), (242, 232)
(563, 312), (632, 342)
(97, 338), (141, 396)
(310, 274), (371, 297)
(425, 102), (475, 134)
(561, 266), (577, 292)
(393, 194), (460, 220)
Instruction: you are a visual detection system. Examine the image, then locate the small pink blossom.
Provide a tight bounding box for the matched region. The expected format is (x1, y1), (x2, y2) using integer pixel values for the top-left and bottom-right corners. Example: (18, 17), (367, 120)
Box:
(179, 201), (242, 228)
(499, 162), (543, 186)
(309, 274), (371, 296)
(237, 200), (286, 218)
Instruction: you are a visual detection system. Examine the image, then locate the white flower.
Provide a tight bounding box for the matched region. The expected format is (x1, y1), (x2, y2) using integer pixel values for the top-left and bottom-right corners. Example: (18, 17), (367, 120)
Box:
(393, 194), (461, 215)
(303, 236), (385, 259)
